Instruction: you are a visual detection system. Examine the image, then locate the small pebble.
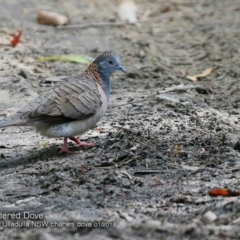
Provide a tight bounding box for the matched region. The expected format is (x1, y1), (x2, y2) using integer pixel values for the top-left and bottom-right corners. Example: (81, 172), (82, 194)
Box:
(202, 211), (217, 223)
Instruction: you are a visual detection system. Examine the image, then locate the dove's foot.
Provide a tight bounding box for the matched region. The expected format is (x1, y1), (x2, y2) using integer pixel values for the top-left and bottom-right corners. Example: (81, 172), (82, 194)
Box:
(59, 147), (74, 154)
(59, 137), (95, 154)
(69, 137), (95, 147)
(59, 137), (74, 154)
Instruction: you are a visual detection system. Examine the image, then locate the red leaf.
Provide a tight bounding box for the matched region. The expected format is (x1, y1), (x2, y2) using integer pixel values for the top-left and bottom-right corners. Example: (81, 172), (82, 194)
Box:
(209, 188), (240, 197)
(11, 29), (22, 47)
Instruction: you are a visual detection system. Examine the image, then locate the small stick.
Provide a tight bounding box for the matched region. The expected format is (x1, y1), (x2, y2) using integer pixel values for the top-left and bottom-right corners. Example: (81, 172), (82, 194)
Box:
(57, 14), (174, 29)
(109, 84), (211, 108)
(156, 84), (209, 94)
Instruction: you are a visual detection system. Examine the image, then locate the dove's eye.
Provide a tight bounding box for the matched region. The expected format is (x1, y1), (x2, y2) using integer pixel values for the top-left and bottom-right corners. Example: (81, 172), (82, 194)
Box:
(108, 60), (113, 65)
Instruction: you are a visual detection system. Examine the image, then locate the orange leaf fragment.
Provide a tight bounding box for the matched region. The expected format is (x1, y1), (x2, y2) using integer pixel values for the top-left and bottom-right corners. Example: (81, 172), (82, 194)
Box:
(11, 29), (22, 47)
(209, 188), (240, 197)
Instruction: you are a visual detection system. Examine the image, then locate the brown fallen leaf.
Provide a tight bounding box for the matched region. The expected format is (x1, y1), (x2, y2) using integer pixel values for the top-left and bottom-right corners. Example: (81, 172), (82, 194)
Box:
(37, 10), (69, 26)
(186, 75), (197, 82)
(161, 4), (170, 13)
(173, 144), (182, 157)
(196, 67), (213, 77)
(186, 67), (213, 83)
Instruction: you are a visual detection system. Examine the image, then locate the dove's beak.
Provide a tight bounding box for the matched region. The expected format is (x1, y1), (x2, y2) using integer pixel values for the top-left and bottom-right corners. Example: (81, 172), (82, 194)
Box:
(118, 65), (127, 73)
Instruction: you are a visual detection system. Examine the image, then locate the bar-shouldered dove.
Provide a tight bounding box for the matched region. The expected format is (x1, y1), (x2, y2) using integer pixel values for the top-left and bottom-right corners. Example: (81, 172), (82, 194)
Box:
(0, 52), (126, 153)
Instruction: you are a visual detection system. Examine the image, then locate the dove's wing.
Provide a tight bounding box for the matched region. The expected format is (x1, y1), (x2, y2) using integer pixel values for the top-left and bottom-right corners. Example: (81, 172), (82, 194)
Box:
(0, 78), (103, 126)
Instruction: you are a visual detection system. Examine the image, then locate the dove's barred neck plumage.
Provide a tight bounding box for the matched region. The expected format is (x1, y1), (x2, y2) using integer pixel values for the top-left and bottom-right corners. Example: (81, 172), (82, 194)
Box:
(0, 51), (126, 154)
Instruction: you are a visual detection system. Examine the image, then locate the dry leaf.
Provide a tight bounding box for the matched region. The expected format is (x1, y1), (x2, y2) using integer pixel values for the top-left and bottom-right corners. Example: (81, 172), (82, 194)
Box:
(11, 29), (22, 47)
(173, 144), (182, 157)
(209, 188), (240, 197)
(174, 144), (182, 151)
(38, 54), (91, 64)
(37, 11), (69, 26)
(162, 4), (170, 13)
(117, 0), (137, 23)
(196, 67), (213, 77)
(186, 67), (213, 82)
(186, 75), (197, 82)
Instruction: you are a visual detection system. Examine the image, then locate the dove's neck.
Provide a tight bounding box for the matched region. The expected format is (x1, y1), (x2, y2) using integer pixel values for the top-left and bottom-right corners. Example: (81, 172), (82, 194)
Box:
(85, 63), (111, 102)
(100, 74), (111, 102)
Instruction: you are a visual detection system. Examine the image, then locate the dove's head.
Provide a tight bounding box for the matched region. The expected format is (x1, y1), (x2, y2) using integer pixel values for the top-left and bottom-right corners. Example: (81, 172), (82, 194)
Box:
(90, 52), (126, 101)
(94, 52), (127, 79)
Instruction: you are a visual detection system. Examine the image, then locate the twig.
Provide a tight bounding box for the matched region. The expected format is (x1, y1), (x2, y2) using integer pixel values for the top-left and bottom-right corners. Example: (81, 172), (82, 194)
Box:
(57, 15), (176, 30)
(109, 84), (211, 108)
(159, 149), (230, 158)
(57, 6), (240, 30)
(109, 99), (149, 109)
(156, 84), (208, 94)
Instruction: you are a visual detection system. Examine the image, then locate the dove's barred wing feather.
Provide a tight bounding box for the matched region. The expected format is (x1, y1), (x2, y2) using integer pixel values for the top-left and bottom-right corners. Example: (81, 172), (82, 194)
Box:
(0, 77), (103, 126)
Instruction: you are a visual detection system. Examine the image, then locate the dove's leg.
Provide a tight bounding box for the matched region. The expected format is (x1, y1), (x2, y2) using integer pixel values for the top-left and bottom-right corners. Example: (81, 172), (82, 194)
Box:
(69, 137), (95, 147)
(59, 137), (95, 154)
(59, 137), (74, 154)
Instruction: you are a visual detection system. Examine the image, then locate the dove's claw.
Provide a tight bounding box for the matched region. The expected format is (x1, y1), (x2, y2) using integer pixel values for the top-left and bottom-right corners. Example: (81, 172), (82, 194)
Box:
(59, 148), (74, 154)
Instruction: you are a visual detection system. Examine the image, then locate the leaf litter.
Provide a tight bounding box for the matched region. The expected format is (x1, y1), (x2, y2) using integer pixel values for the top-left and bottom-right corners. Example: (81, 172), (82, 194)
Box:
(186, 67), (213, 82)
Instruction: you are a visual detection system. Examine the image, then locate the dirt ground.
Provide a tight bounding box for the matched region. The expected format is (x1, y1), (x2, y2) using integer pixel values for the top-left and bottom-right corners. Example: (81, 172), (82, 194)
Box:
(0, 0), (240, 239)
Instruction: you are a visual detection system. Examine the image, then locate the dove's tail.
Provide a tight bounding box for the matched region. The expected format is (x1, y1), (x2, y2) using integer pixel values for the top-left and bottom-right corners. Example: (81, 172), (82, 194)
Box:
(0, 115), (27, 127)
(0, 119), (11, 127)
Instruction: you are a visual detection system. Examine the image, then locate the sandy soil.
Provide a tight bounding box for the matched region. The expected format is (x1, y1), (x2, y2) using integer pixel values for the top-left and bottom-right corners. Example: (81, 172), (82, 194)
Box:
(0, 0), (240, 239)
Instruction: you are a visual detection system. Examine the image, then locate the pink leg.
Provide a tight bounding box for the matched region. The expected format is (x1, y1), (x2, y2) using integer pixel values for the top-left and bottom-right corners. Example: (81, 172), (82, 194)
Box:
(69, 137), (95, 147)
(59, 137), (74, 154)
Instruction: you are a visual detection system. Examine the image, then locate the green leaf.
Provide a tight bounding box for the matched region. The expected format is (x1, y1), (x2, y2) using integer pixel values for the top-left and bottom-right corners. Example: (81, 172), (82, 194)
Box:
(38, 54), (93, 64)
